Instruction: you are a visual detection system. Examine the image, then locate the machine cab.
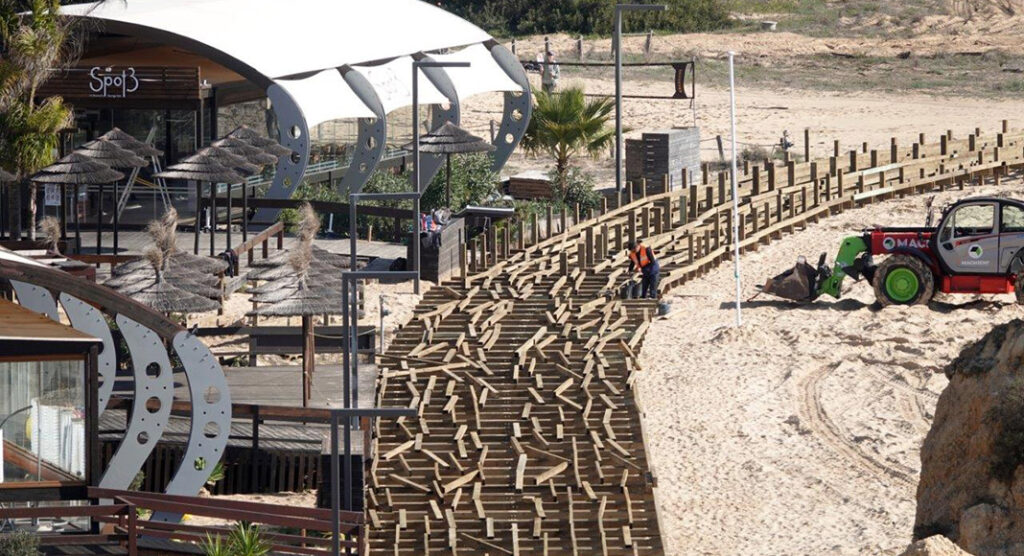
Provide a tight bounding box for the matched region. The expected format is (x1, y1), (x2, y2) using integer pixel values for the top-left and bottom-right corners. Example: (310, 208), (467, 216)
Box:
(935, 198), (1024, 275)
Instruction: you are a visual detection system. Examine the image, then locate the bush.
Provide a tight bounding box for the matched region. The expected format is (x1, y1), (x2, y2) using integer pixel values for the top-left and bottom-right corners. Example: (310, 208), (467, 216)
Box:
(550, 167), (601, 213)
(439, 0), (732, 36)
(420, 154), (500, 212)
(0, 531), (40, 556)
(277, 181), (339, 231)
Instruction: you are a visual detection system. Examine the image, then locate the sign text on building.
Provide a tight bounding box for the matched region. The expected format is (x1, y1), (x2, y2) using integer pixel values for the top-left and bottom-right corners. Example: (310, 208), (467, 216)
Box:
(89, 67), (139, 98)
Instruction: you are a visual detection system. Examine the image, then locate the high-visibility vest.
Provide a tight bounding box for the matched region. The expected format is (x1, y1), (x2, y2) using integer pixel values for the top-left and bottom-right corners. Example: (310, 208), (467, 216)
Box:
(629, 245), (652, 269)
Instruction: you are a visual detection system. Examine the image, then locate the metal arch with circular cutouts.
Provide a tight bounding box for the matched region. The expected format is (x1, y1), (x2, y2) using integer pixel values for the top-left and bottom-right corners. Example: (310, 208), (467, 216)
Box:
(99, 315), (174, 490)
(59, 293), (117, 415)
(413, 53), (461, 193)
(10, 280), (58, 320)
(150, 330), (233, 523)
(487, 41), (532, 173)
(252, 84), (312, 224)
(338, 67), (387, 198)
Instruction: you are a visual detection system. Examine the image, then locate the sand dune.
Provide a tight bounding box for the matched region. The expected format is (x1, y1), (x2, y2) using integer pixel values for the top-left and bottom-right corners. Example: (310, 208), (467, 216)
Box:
(635, 179), (1024, 555)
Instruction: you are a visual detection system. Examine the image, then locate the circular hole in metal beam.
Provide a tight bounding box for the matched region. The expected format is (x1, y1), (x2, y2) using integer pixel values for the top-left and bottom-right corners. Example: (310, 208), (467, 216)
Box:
(145, 362), (161, 378)
(137, 432), (149, 445)
(145, 397), (161, 414)
(203, 422), (221, 439)
(204, 386), (221, 404)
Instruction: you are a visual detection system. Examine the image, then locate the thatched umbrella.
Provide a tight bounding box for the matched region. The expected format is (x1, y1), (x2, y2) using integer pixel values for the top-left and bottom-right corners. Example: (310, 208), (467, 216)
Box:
(130, 249), (219, 315)
(0, 168), (15, 182)
(78, 139), (149, 256)
(211, 137), (278, 166)
(245, 203), (329, 407)
(31, 153), (124, 255)
(227, 125), (293, 158)
(96, 128), (163, 158)
(155, 150), (246, 256)
(403, 121), (496, 207)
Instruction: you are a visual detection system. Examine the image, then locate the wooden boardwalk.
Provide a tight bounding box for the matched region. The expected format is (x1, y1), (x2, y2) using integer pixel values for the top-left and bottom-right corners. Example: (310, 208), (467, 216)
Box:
(367, 123), (1024, 555)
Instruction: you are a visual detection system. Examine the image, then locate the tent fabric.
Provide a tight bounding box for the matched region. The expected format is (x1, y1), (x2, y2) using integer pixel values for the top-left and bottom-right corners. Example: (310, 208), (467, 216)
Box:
(431, 43), (522, 99)
(274, 69), (377, 127)
(62, 0), (525, 132)
(61, 0), (491, 79)
(355, 56), (449, 115)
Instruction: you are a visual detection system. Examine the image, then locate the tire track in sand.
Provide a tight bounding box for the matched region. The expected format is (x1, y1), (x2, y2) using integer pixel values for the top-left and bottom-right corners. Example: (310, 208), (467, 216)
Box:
(798, 362), (917, 490)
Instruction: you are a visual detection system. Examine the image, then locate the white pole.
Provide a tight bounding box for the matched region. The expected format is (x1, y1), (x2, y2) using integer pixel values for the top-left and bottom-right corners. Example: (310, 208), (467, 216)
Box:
(728, 52), (742, 327)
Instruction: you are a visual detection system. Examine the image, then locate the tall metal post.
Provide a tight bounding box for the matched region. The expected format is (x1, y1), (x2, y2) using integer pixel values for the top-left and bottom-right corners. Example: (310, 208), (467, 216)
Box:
(614, 3), (667, 194)
(412, 63), (421, 295)
(728, 52), (742, 327)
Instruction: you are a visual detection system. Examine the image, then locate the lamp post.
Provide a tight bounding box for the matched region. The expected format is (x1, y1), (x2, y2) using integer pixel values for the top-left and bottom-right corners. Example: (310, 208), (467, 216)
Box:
(615, 3), (667, 194)
(411, 59), (469, 294)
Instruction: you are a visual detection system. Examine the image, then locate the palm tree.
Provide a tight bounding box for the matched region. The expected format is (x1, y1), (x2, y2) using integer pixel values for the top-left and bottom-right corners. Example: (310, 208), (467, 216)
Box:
(0, 0), (75, 240)
(520, 85), (615, 197)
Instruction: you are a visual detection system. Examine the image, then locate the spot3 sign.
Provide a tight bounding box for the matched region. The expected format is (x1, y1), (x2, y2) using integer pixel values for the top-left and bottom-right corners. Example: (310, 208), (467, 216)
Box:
(89, 67), (140, 98)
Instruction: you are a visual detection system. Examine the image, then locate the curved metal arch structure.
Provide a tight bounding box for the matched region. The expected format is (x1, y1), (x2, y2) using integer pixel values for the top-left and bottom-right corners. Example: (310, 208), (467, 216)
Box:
(338, 68), (388, 197)
(0, 258), (231, 520)
(255, 85), (311, 223)
(486, 41), (532, 173)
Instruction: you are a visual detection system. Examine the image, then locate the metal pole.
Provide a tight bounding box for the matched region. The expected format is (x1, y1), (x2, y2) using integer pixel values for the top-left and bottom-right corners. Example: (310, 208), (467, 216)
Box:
(728, 51), (742, 327)
(614, 7), (622, 194)
(330, 412), (340, 556)
(614, 4), (667, 194)
(96, 182), (103, 255)
(112, 181), (118, 255)
(412, 63), (421, 295)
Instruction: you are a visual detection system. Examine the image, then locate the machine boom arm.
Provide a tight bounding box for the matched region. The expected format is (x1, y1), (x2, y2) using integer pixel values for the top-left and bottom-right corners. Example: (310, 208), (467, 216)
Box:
(816, 235), (869, 299)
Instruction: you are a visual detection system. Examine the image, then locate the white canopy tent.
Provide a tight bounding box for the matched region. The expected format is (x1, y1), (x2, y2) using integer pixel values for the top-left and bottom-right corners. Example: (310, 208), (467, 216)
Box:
(60, 0), (531, 209)
(61, 0), (493, 79)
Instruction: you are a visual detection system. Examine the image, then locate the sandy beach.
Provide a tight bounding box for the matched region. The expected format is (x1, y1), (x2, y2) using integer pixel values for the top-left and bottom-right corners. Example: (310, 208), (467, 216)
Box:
(634, 178), (1024, 555)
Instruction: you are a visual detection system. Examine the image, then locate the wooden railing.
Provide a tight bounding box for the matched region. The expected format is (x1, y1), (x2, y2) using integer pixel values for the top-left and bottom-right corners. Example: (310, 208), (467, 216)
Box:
(2, 488), (365, 555)
(462, 122), (1024, 292)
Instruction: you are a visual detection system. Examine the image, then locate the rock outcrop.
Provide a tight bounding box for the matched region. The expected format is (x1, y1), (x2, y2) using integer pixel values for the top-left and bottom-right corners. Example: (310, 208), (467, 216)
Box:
(901, 535), (973, 556)
(916, 319), (1024, 555)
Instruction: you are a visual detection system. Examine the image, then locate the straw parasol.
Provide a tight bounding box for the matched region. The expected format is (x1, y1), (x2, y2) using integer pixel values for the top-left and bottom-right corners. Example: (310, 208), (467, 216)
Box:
(403, 121), (496, 207)
(78, 139), (148, 169)
(245, 203), (335, 406)
(154, 150), (245, 183)
(211, 137), (278, 166)
(130, 249), (219, 314)
(96, 128), (163, 158)
(0, 168), (15, 182)
(227, 125), (293, 158)
(31, 153), (125, 254)
(78, 138), (149, 255)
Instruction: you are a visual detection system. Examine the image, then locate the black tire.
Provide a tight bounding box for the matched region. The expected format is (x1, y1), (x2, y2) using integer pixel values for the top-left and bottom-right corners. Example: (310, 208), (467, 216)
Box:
(1015, 273), (1024, 305)
(872, 254), (935, 307)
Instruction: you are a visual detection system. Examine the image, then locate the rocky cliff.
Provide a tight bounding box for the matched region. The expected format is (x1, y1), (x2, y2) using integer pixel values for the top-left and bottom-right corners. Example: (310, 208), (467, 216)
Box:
(916, 318), (1024, 555)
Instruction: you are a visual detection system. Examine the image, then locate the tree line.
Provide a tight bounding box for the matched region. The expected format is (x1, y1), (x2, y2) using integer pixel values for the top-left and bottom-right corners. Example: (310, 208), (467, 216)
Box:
(437, 0), (732, 37)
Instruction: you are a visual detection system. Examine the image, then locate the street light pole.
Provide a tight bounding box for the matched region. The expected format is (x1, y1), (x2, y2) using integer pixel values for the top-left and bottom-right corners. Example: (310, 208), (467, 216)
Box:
(614, 3), (667, 195)
(411, 60), (469, 294)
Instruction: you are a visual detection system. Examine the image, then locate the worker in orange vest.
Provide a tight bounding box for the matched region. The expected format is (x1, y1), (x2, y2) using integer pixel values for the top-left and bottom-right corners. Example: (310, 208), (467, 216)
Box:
(627, 240), (660, 299)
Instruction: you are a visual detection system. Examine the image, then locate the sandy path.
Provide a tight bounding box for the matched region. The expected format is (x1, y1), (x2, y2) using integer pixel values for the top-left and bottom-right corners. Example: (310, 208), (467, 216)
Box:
(635, 178), (1024, 555)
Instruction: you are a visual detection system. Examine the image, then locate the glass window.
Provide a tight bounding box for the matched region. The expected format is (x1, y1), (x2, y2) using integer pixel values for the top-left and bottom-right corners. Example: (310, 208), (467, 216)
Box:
(0, 360), (85, 484)
(942, 204), (995, 241)
(1003, 204), (1024, 233)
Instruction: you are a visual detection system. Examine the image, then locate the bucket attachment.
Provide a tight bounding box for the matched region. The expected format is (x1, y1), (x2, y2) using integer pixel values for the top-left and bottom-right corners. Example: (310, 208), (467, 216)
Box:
(762, 256), (821, 302)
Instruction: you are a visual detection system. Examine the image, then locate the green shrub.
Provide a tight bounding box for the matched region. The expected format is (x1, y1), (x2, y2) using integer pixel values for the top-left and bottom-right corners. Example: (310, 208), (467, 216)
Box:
(439, 0), (732, 36)
(278, 181), (338, 231)
(550, 167), (601, 213)
(0, 530), (40, 556)
(420, 153), (500, 212)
